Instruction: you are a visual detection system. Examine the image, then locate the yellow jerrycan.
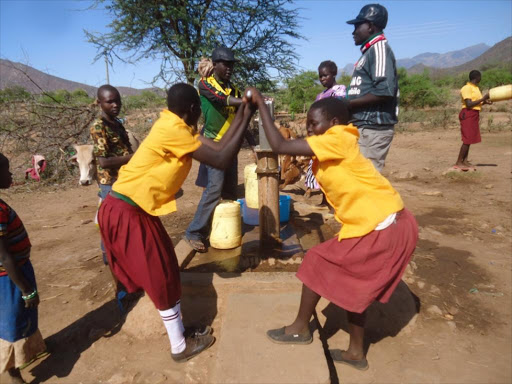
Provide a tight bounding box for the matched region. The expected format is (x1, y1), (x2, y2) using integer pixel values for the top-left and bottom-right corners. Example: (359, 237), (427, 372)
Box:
(244, 163), (259, 209)
(210, 200), (242, 249)
(489, 85), (512, 102)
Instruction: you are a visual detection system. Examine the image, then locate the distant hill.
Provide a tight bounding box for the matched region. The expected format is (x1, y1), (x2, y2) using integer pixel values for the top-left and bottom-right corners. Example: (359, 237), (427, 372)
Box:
(397, 43), (490, 69)
(408, 37), (512, 75)
(0, 59), (158, 96)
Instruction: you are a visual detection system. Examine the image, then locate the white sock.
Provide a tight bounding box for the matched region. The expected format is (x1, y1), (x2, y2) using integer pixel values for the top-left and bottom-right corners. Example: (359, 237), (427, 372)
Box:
(176, 300), (185, 334)
(159, 303), (186, 354)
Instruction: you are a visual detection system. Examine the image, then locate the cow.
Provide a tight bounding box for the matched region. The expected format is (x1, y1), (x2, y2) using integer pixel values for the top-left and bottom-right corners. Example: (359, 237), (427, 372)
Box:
(70, 144), (95, 186)
(71, 130), (140, 186)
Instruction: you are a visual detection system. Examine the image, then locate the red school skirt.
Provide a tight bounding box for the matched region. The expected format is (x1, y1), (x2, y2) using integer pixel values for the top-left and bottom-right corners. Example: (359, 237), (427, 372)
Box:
(98, 194), (181, 310)
(459, 108), (481, 145)
(296, 209), (418, 314)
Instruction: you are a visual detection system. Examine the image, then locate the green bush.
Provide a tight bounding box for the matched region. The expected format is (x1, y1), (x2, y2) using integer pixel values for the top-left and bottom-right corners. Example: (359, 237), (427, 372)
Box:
(281, 71), (322, 114)
(480, 68), (512, 89)
(123, 90), (166, 111)
(399, 70), (450, 108)
(0, 86), (31, 103)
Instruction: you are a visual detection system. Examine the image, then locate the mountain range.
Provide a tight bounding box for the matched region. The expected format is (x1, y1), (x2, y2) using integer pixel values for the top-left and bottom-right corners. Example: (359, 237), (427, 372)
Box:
(1, 38), (510, 94)
(0, 59), (153, 96)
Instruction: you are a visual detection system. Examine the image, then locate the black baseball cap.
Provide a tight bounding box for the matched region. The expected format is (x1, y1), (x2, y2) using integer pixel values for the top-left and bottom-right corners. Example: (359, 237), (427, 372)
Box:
(346, 4), (388, 29)
(211, 46), (238, 62)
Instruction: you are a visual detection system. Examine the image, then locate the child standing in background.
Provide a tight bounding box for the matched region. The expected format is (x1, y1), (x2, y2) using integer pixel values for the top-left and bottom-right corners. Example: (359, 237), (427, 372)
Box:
(245, 89), (417, 371)
(305, 60), (346, 201)
(454, 70), (491, 171)
(0, 153), (46, 384)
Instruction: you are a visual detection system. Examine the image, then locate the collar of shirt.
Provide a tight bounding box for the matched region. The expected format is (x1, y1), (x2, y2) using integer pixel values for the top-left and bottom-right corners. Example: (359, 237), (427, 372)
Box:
(361, 32), (386, 54)
(209, 75), (232, 95)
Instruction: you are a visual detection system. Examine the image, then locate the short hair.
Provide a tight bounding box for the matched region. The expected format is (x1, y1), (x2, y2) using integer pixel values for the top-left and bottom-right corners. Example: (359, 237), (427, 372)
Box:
(469, 70), (481, 81)
(309, 98), (350, 125)
(97, 84), (120, 99)
(167, 83), (200, 116)
(318, 60), (338, 76)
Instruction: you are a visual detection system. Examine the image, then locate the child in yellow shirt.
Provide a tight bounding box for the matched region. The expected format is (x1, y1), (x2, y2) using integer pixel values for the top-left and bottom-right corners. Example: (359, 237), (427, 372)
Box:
(245, 88), (418, 371)
(98, 83), (254, 363)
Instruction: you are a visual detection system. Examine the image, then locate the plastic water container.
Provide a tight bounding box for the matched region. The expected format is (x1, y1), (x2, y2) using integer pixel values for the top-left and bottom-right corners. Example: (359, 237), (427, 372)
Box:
(244, 164), (259, 209)
(210, 200), (242, 249)
(489, 84), (512, 102)
(238, 195), (291, 226)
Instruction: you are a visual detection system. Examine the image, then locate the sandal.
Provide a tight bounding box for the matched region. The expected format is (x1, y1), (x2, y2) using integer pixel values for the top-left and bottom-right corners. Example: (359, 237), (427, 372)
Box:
(266, 326), (313, 345)
(184, 237), (207, 253)
(330, 349), (369, 371)
(451, 165), (469, 172)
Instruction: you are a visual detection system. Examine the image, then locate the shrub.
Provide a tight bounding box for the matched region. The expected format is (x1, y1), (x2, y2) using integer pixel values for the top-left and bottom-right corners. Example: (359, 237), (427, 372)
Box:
(399, 70), (450, 108)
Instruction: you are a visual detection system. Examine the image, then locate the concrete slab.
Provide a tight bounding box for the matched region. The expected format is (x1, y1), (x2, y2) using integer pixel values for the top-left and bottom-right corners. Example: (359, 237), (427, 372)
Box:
(174, 238), (196, 268)
(185, 225), (303, 273)
(211, 292), (329, 384)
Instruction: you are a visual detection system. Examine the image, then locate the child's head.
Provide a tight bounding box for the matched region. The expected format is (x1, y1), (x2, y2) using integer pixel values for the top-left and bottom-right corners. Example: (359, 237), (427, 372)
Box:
(318, 60), (338, 89)
(306, 98), (350, 136)
(0, 153), (12, 189)
(469, 70), (481, 83)
(97, 85), (122, 118)
(167, 83), (201, 128)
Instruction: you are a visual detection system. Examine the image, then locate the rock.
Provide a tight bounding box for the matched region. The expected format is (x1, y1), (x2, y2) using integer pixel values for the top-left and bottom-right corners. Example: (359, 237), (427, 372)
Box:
(421, 191), (443, 197)
(427, 305), (443, 316)
(404, 276), (415, 284)
(423, 167), (432, 172)
(417, 281), (425, 289)
(108, 372), (135, 384)
(410, 261), (418, 270)
(443, 313), (454, 320)
(448, 306), (459, 316)
(429, 285), (441, 295)
(394, 171), (417, 181)
(268, 258), (276, 266)
(123, 295), (166, 339)
(81, 219), (93, 225)
(485, 184), (494, 189)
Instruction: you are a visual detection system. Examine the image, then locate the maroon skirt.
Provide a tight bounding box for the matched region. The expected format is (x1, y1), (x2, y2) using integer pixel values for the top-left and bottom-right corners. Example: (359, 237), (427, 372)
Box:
(459, 108), (481, 145)
(296, 209), (418, 313)
(98, 194), (181, 310)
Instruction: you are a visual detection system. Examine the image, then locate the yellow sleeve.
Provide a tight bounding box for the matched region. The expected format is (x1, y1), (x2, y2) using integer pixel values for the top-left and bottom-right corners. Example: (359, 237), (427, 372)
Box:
(306, 126), (358, 162)
(153, 122), (202, 159)
(460, 85), (473, 101)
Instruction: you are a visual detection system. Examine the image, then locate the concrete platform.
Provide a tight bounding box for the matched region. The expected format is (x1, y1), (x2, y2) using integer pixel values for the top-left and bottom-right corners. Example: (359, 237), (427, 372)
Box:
(184, 224), (303, 273)
(211, 292), (329, 384)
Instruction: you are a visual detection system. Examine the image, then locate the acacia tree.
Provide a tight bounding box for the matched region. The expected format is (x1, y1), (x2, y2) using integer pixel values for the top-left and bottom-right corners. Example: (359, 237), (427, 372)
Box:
(86, 0), (303, 89)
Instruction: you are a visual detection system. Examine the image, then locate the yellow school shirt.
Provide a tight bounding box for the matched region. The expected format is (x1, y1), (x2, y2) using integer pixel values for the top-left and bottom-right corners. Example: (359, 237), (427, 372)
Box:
(460, 82), (483, 111)
(113, 109), (201, 216)
(306, 124), (404, 240)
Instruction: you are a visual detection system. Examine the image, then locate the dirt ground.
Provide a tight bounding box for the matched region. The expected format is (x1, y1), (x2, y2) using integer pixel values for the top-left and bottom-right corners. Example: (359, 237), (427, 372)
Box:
(1, 116), (511, 383)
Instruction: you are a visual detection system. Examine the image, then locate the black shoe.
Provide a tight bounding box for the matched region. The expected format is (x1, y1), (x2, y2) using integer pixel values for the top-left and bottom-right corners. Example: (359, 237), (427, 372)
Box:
(184, 325), (212, 338)
(171, 334), (215, 363)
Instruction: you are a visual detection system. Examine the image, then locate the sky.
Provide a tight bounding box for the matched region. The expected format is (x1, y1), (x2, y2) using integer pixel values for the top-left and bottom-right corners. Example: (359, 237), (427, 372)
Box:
(1, 0), (511, 89)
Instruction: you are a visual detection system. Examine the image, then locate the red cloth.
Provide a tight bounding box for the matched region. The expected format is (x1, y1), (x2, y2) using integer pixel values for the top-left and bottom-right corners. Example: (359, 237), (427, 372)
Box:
(459, 108), (481, 145)
(98, 194), (181, 310)
(24, 155), (47, 182)
(296, 209), (418, 314)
